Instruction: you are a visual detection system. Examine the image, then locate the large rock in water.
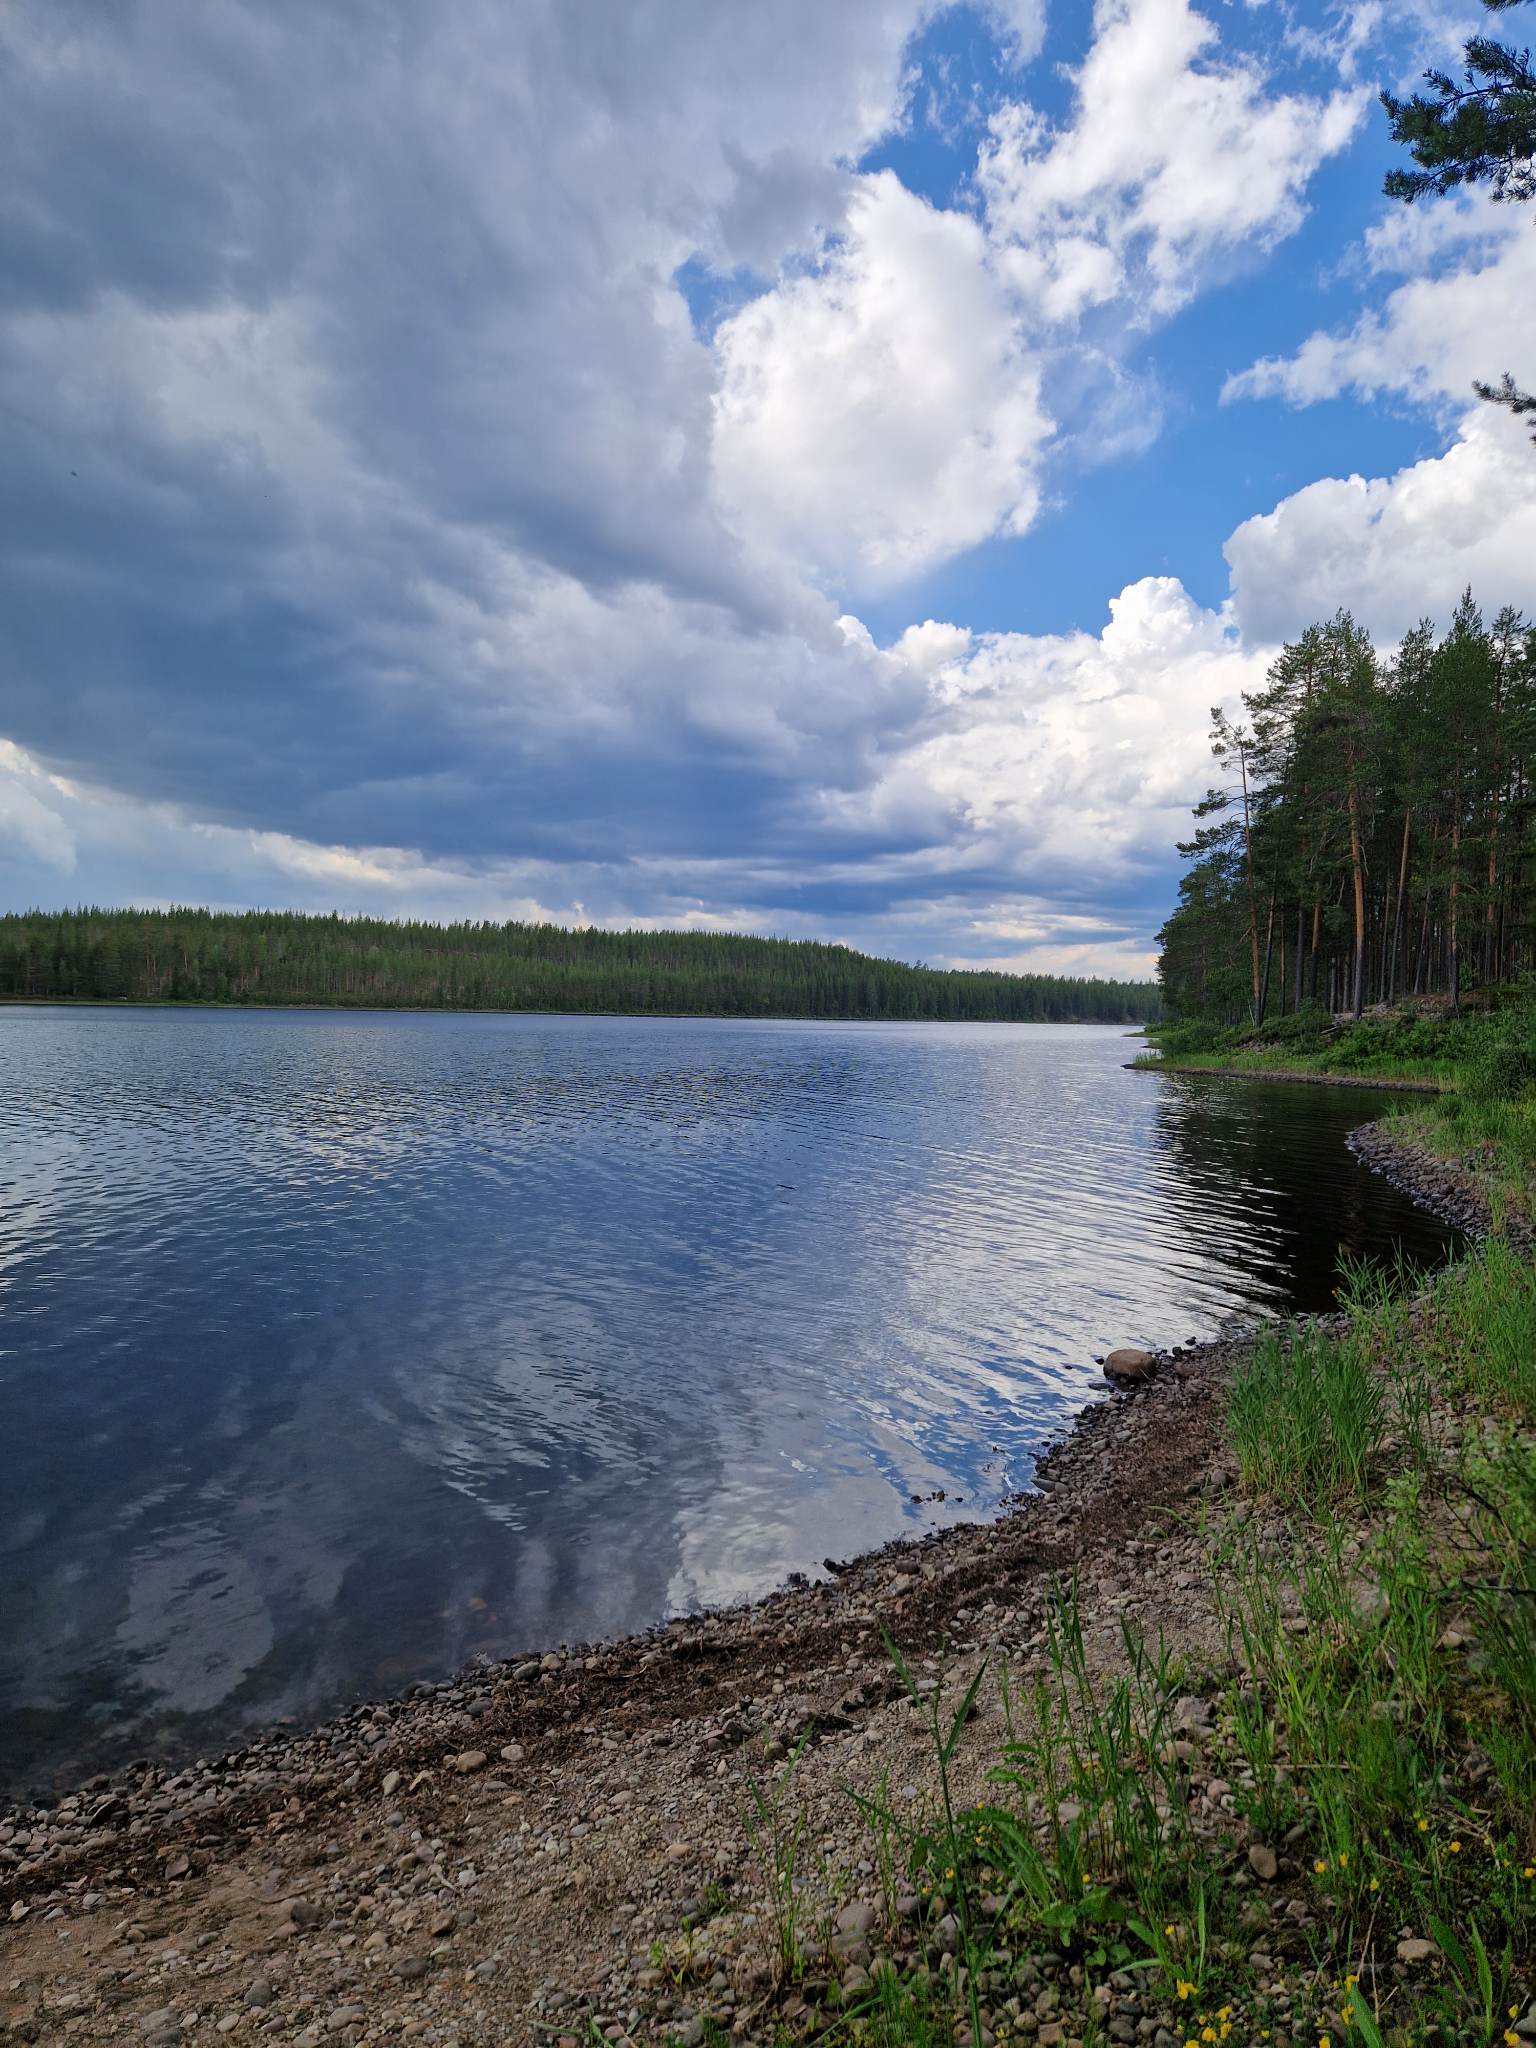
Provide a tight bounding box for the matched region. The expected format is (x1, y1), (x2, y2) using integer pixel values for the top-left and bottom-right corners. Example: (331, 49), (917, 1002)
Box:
(1103, 1346), (1157, 1385)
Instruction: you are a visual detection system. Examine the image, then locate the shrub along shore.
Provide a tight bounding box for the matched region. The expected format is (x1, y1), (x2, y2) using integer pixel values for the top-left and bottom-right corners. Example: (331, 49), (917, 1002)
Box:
(1, 1065), (1531, 2047)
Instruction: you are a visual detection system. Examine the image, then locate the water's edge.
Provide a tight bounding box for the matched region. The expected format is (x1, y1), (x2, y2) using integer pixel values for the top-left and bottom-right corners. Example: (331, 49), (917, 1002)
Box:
(0, 1112), (1472, 1822)
(1129, 1058), (1446, 1092)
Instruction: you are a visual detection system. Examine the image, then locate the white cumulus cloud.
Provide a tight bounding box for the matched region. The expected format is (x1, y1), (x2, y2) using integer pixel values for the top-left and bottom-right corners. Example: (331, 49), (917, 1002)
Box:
(978, 0), (1364, 321)
(713, 172), (1051, 589)
(1225, 408), (1536, 645)
(1224, 198), (1536, 417)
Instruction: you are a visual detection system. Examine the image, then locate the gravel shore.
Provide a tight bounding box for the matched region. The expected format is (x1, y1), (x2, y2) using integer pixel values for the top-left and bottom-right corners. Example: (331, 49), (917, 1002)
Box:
(0, 1114), (1498, 2047)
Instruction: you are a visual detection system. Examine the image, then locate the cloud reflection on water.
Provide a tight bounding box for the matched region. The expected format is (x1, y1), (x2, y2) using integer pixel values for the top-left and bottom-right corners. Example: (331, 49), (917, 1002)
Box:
(0, 1009), (1459, 1791)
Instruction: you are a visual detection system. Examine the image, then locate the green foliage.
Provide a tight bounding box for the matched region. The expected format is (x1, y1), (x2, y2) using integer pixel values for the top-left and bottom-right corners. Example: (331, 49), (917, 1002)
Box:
(0, 906), (1161, 1024)
(1157, 599), (1536, 1026)
(1324, 1011), (1470, 1070)
(1462, 1001), (1536, 1102)
(743, 1734), (811, 1985)
(1142, 994), (1536, 1101)
(1419, 1234), (1536, 1420)
(1381, 0), (1536, 443)
(1144, 1018), (1225, 1057)
(1382, 23), (1536, 207)
(883, 1636), (991, 2048)
(1226, 1326), (1387, 1509)
(830, 1201), (1536, 2048)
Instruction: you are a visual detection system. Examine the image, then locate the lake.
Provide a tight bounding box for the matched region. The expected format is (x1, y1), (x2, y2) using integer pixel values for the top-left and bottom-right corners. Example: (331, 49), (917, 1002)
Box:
(0, 1007), (1459, 1794)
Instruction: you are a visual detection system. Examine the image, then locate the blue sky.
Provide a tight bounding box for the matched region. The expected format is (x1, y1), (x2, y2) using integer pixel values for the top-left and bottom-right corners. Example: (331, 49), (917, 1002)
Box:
(1, 0), (1533, 978)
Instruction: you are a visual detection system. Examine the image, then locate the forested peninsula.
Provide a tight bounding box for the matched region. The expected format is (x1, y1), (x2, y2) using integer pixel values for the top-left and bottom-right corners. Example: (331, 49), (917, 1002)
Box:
(0, 907), (1159, 1023)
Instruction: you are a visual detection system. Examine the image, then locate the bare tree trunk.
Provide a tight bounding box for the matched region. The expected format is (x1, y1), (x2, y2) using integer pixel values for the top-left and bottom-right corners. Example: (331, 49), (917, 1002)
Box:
(1387, 811), (1411, 1005)
(1237, 744), (1262, 1024)
(1413, 819), (1440, 996)
(1448, 808), (1461, 1011)
(1347, 768), (1367, 1018)
(1309, 896), (1323, 1002)
(1485, 783), (1501, 986)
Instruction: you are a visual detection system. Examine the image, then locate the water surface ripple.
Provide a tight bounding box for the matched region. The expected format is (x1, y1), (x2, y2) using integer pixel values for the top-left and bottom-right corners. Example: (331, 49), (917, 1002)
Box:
(0, 1009), (1458, 1792)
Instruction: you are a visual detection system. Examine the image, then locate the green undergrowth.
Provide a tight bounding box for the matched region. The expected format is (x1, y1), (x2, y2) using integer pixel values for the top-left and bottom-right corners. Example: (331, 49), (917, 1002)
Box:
(1134, 997), (1536, 1096)
(1388, 1090), (1536, 1233)
(705, 1228), (1536, 2048)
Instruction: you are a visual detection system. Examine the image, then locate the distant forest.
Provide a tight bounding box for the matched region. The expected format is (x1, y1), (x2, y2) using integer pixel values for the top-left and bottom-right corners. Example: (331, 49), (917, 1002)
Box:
(0, 908), (1161, 1024)
(1158, 597), (1536, 1021)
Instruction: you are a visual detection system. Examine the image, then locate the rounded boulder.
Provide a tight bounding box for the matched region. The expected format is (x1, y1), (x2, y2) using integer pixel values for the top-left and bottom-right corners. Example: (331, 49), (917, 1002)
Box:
(1103, 1346), (1157, 1385)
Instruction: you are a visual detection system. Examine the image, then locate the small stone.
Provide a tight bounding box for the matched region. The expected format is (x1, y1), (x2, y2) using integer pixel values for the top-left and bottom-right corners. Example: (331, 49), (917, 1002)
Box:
(429, 1908), (458, 1937)
(393, 1956), (430, 1982)
(244, 1979), (275, 2009)
(836, 1899), (878, 1936)
(1247, 1844), (1278, 1882)
(382, 1770), (401, 1796)
(326, 2007), (366, 2033)
(1396, 1937), (1436, 1965)
(453, 1750), (487, 1774)
(164, 1852), (190, 1880)
(500, 1744), (525, 1764)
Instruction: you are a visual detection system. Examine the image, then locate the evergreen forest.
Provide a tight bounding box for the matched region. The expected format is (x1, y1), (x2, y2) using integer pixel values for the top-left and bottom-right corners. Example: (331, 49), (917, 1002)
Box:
(0, 907), (1160, 1024)
(1156, 595), (1536, 1022)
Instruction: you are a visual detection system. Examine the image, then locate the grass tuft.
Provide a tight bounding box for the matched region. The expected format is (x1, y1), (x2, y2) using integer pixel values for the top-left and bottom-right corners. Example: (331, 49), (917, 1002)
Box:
(1226, 1324), (1386, 1509)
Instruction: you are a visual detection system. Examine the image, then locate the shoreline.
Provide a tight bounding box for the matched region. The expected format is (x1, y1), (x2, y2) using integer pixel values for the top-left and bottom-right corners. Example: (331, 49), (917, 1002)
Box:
(0, 1112), (1506, 2046)
(1129, 1056), (1447, 1092)
(0, 998), (1155, 1029)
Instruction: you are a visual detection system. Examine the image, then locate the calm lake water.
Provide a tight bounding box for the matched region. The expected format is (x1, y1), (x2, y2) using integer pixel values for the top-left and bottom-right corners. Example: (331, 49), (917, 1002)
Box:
(0, 1008), (1459, 1793)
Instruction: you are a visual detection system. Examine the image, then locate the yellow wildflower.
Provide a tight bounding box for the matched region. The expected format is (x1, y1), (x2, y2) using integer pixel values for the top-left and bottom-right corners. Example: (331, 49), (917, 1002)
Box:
(1449, 1840), (1462, 1854)
(1416, 1818), (1429, 1832)
(1314, 1859), (1329, 1875)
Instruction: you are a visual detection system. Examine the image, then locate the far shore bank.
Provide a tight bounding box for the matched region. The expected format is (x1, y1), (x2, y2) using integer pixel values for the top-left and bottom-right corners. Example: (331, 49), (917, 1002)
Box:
(3, 1108), (1528, 2047)
(0, 996), (1153, 1028)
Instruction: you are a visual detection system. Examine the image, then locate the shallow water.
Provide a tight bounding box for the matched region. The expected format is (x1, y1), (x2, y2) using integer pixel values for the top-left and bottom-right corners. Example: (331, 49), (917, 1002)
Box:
(0, 1008), (1459, 1792)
